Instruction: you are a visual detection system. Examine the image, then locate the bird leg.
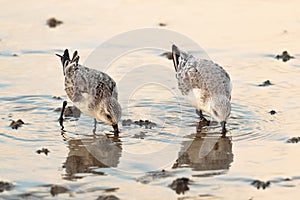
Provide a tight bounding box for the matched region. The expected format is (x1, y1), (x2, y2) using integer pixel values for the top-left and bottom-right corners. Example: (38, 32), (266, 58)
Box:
(112, 124), (119, 137)
(93, 118), (97, 134)
(196, 109), (210, 127)
(58, 101), (67, 131)
(221, 121), (227, 137)
(196, 109), (208, 121)
(196, 121), (205, 133)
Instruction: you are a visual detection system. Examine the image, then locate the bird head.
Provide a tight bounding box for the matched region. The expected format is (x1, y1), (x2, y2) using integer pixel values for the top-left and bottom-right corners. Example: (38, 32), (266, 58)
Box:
(96, 98), (122, 136)
(210, 96), (231, 123)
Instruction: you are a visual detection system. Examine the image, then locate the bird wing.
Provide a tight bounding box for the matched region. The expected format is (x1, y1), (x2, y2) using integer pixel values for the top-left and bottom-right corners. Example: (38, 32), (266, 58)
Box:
(178, 58), (231, 99)
(77, 66), (116, 99)
(192, 59), (231, 99)
(65, 64), (117, 104)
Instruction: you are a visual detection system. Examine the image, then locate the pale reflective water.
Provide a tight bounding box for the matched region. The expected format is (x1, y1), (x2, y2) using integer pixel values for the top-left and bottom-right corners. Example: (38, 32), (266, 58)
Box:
(1, 0), (300, 199)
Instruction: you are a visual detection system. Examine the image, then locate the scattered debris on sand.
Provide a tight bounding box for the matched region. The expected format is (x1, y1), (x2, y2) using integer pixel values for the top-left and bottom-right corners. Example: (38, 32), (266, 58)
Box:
(133, 131), (147, 139)
(137, 169), (171, 184)
(54, 107), (61, 112)
(52, 96), (62, 100)
(54, 106), (81, 118)
(47, 17), (63, 28)
(134, 120), (156, 128)
(64, 106), (75, 117)
(103, 188), (119, 193)
(275, 51), (294, 62)
(251, 180), (271, 189)
(258, 80), (273, 87)
(169, 177), (191, 194)
(0, 51), (18, 57)
(36, 148), (50, 155)
(50, 185), (68, 196)
(158, 22), (167, 27)
(9, 119), (24, 129)
(160, 51), (173, 60)
(122, 119), (156, 129)
(0, 181), (14, 192)
(269, 110), (277, 115)
(287, 137), (300, 143)
(122, 119), (133, 126)
(96, 195), (120, 200)
(18, 193), (39, 199)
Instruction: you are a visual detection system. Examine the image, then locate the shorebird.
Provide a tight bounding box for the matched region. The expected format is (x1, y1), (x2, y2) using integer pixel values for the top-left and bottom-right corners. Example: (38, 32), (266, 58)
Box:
(171, 45), (232, 135)
(56, 50), (121, 137)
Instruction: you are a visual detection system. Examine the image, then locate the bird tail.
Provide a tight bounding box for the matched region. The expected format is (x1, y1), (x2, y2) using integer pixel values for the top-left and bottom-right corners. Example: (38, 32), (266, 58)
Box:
(56, 49), (80, 75)
(172, 45), (180, 72)
(172, 44), (189, 72)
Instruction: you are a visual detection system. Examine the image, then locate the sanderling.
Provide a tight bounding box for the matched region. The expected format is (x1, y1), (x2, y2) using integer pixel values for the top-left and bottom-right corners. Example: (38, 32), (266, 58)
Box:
(171, 45), (232, 135)
(56, 49), (121, 137)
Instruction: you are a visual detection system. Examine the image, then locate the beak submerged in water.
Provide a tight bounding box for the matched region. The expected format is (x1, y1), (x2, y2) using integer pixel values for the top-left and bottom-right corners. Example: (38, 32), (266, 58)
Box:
(112, 124), (119, 137)
(221, 121), (226, 136)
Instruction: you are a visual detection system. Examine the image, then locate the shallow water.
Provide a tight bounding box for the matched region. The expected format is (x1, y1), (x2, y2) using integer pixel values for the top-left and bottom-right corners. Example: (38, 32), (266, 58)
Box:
(1, 0), (300, 199)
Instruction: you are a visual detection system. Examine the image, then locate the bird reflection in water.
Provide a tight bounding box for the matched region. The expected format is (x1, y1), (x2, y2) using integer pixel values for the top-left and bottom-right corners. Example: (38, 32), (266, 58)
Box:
(63, 135), (122, 180)
(173, 121), (233, 172)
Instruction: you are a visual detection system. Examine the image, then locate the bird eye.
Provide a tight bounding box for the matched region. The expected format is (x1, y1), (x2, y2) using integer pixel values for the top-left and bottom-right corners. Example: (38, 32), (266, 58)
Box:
(213, 110), (218, 117)
(106, 114), (112, 119)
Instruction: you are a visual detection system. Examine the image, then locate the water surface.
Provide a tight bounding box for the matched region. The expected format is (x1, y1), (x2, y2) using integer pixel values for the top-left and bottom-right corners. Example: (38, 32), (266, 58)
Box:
(1, 0), (300, 199)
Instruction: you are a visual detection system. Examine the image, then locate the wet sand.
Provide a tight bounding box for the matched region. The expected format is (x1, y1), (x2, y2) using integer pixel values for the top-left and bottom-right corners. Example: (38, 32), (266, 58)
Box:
(1, 0), (300, 199)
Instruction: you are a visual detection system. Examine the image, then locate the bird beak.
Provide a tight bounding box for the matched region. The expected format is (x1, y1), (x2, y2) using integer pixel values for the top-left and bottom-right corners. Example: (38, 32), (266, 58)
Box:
(220, 121), (226, 136)
(112, 124), (119, 137)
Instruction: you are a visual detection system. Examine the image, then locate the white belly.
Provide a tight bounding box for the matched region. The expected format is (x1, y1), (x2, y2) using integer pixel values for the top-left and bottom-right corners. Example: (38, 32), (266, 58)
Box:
(184, 88), (211, 113)
(72, 93), (96, 118)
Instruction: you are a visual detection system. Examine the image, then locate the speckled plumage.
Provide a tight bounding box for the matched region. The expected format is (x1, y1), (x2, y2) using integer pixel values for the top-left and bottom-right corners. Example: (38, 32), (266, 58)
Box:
(56, 49), (121, 135)
(64, 64), (118, 113)
(172, 45), (232, 133)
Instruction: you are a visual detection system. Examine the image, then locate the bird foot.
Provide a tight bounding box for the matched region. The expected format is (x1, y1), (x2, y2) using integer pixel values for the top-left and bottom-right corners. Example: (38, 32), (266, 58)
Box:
(196, 109), (210, 124)
(199, 117), (210, 126)
(196, 119), (211, 132)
